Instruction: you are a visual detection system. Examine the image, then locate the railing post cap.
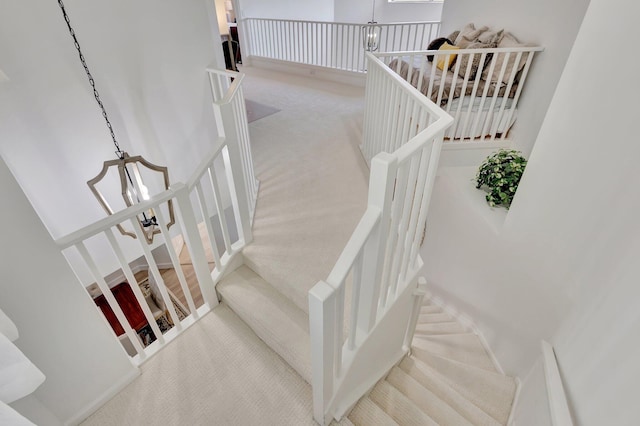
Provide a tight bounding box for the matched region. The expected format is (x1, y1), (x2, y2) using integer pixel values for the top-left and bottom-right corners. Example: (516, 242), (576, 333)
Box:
(309, 280), (335, 302)
(371, 151), (396, 165)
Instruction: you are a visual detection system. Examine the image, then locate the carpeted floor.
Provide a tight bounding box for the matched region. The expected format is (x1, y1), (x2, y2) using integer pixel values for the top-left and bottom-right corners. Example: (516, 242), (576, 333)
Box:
(245, 98), (280, 123)
(240, 66), (369, 314)
(80, 67), (365, 425)
(82, 305), (324, 425)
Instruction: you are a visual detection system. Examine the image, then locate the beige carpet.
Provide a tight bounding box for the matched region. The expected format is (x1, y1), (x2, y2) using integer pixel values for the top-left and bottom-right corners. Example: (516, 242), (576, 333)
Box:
(82, 67), (366, 426)
(348, 301), (517, 425)
(240, 66), (369, 314)
(245, 99), (280, 123)
(82, 67), (517, 425)
(82, 304), (352, 425)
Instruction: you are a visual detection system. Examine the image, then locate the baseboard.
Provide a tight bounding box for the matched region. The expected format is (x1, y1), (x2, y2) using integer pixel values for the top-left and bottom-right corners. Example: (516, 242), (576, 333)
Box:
(426, 292), (506, 375)
(64, 368), (140, 426)
(247, 56), (366, 87)
(439, 140), (513, 167)
(541, 340), (573, 425)
(507, 376), (522, 425)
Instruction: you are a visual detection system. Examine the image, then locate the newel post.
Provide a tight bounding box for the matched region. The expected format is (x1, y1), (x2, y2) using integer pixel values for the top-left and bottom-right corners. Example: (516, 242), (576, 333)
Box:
(309, 280), (337, 426)
(357, 152), (397, 332)
(403, 276), (427, 351)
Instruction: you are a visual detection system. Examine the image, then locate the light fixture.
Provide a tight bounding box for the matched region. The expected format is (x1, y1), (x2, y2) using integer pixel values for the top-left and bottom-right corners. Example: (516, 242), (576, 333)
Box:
(57, 0), (174, 244)
(361, 0), (382, 52)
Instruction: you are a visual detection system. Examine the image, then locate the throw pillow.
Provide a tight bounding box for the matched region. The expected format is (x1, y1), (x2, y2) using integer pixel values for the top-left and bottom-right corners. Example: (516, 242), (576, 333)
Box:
(426, 37), (453, 62)
(455, 40), (498, 80)
(436, 42), (460, 71)
(477, 29), (505, 45)
(481, 31), (529, 84)
(447, 30), (460, 44)
(454, 23), (489, 48)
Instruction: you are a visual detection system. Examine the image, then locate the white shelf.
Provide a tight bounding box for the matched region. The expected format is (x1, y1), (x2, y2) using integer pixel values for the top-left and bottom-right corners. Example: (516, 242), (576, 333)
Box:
(437, 166), (507, 234)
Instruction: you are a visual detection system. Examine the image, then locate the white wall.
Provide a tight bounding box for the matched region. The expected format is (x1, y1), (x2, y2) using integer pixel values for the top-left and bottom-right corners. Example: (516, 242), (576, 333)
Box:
(440, 0), (590, 155)
(0, 157), (137, 424)
(334, 0), (442, 24)
(423, 0), (640, 422)
(0, 0), (224, 240)
(235, 0), (333, 21)
(235, 0), (440, 25)
(509, 0), (640, 422)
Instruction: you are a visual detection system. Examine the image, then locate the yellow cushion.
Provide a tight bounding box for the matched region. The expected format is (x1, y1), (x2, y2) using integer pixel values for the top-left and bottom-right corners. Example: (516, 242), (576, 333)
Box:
(436, 42), (460, 71)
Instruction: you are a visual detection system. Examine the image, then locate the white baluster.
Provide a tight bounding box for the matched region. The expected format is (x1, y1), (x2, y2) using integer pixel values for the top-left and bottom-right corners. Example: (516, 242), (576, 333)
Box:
(309, 280), (337, 426)
(76, 241), (147, 359)
(104, 229), (165, 344)
(173, 184), (219, 308)
(129, 217), (183, 327)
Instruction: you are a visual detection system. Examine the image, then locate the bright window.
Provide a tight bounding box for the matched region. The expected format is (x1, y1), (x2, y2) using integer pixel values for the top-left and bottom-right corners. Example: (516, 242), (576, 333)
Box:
(388, 0), (443, 3)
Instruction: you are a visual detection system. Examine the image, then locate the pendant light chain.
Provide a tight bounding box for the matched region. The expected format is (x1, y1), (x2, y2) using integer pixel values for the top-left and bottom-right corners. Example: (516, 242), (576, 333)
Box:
(57, 0), (124, 159)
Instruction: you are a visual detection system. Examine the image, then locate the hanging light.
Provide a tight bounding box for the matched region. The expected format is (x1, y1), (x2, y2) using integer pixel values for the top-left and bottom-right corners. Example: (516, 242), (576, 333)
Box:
(57, 0), (174, 244)
(362, 0), (382, 52)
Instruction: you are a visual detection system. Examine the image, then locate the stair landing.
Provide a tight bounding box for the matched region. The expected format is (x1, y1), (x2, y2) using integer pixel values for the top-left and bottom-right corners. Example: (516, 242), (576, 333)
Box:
(239, 66), (368, 315)
(219, 67), (518, 425)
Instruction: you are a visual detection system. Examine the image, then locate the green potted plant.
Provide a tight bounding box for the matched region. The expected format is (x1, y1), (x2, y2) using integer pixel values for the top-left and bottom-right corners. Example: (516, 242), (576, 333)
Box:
(475, 149), (527, 208)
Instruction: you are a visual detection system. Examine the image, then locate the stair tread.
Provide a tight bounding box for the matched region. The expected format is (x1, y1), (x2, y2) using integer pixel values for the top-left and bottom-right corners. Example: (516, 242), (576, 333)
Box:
(414, 321), (467, 335)
(412, 333), (497, 372)
(348, 397), (399, 426)
(387, 367), (473, 426)
(418, 312), (454, 323)
(420, 305), (442, 314)
(217, 265), (312, 383)
(399, 357), (503, 426)
(370, 380), (438, 426)
(407, 351), (516, 424)
(332, 417), (355, 426)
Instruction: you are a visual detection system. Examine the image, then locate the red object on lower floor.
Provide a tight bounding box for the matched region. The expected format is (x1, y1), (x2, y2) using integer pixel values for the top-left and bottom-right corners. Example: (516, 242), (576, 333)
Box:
(93, 282), (148, 336)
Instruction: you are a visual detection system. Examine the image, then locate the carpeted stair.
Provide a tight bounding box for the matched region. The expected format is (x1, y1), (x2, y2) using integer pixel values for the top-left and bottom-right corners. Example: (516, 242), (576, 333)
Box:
(218, 264), (517, 425)
(216, 68), (516, 425)
(347, 302), (517, 426)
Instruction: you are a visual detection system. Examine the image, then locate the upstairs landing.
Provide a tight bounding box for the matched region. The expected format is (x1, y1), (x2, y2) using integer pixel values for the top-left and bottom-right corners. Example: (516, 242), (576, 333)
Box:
(239, 66), (369, 314)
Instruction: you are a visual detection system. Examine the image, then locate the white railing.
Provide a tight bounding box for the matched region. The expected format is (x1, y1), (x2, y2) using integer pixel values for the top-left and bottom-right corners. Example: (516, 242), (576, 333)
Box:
(309, 52), (453, 424)
(243, 18), (440, 73)
(542, 341), (574, 426)
(56, 67), (258, 365)
(373, 46), (544, 144)
(207, 68), (260, 229)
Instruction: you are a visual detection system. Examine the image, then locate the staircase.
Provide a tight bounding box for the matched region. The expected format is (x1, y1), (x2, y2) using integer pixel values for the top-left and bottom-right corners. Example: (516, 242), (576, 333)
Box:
(214, 68), (517, 424)
(218, 266), (516, 425)
(350, 302), (517, 425)
(219, 265), (516, 425)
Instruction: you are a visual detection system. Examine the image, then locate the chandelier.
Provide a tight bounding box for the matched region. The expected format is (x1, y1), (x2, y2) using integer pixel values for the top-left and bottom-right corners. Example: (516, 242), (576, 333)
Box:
(57, 0), (174, 244)
(362, 0), (382, 52)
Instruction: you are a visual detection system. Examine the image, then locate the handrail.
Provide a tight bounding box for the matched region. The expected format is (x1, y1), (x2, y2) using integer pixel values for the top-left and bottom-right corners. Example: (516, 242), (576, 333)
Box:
(56, 134), (234, 249)
(377, 46), (545, 56)
(374, 45), (544, 143)
(542, 341), (574, 426)
(244, 17), (440, 27)
(55, 66), (258, 365)
(326, 207), (381, 287)
(310, 50), (453, 424)
(55, 185), (183, 250)
(186, 137), (227, 190)
(206, 67), (245, 105)
(242, 18), (441, 73)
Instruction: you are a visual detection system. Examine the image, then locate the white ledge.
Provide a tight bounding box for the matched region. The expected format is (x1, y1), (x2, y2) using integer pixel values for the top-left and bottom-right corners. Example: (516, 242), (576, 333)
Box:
(437, 166), (507, 234)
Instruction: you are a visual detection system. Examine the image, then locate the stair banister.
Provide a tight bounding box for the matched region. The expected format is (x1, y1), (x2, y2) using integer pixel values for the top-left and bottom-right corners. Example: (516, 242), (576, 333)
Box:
(351, 153), (397, 333)
(54, 66), (258, 364)
(310, 51), (453, 424)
